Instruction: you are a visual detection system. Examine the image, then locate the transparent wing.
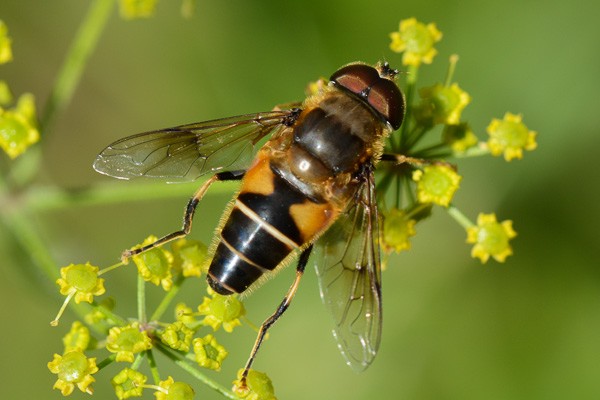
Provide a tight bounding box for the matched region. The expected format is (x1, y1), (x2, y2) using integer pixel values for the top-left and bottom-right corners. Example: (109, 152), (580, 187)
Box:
(314, 166), (382, 371)
(93, 111), (296, 182)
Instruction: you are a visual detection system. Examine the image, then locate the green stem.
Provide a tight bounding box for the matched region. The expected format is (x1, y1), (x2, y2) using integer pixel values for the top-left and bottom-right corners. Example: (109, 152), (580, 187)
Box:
(96, 354), (117, 370)
(94, 301), (128, 326)
(98, 261), (125, 276)
(2, 209), (58, 281)
(22, 180), (237, 213)
(398, 65), (419, 151)
(150, 274), (185, 322)
(138, 274), (147, 323)
(412, 142), (451, 158)
(40, 0), (115, 133)
(446, 204), (475, 230)
(131, 352), (145, 370)
(403, 124), (428, 151)
(453, 144), (491, 158)
(155, 343), (238, 399)
(444, 54), (459, 87)
(394, 172), (402, 209)
(146, 350), (161, 384)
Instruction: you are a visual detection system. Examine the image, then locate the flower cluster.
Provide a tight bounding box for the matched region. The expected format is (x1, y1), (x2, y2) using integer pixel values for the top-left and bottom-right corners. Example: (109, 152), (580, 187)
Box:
(380, 18), (536, 263)
(0, 21), (40, 159)
(48, 236), (269, 399)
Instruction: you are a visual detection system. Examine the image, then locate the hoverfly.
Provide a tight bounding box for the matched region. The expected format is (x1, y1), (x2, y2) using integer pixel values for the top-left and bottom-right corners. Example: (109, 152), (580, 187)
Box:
(94, 62), (406, 383)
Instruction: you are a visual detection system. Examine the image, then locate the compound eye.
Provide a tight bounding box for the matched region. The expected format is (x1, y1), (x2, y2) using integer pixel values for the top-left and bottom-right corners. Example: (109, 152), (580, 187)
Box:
(368, 79), (405, 130)
(330, 64), (379, 97)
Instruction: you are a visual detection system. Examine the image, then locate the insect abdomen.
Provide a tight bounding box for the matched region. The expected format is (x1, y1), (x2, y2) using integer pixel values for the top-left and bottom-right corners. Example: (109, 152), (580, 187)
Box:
(207, 153), (335, 295)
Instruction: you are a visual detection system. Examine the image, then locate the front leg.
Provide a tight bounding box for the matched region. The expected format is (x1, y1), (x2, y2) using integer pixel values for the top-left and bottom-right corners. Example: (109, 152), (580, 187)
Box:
(121, 170), (245, 262)
(380, 153), (456, 170)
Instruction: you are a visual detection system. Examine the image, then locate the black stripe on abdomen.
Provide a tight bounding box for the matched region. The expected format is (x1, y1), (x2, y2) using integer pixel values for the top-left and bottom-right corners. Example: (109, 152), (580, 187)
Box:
(221, 207), (293, 271)
(208, 202), (297, 294)
(208, 240), (267, 294)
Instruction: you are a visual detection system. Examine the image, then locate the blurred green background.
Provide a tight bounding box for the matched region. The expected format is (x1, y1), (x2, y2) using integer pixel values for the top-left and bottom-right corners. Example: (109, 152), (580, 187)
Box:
(1, 0), (599, 399)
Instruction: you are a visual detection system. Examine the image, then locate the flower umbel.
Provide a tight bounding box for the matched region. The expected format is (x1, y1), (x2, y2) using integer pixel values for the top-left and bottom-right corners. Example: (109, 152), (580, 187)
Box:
(48, 351), (98, 396)
(389, 18), (442, 67)
(466, 213), (517, 263)
(112, 368), (147, 399)
(193, 334), (228, 371)
(106, 322), (153, 362)
(486, 112), (537, 161)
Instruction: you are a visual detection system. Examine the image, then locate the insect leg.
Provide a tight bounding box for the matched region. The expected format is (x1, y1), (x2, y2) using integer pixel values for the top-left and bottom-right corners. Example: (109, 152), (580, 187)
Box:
(380, 153), (456, 170)
(121, 170), (246, 262)
(239, 244), (313, 386)
(380, 153), (427, 166)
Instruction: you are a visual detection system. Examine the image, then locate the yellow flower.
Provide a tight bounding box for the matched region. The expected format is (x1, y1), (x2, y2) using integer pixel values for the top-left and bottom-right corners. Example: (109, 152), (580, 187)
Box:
(63, 321), (91, 353)
(466, 213), (517, 263)
(197, 288), (245, 332)
(193, 334), (228, 371)
(233, 369), (277, 400)
(119, 0), (158, 19)
(413, 164), (462, 207)
(171, 238), (207, 277)
(486, 112), (537, 161)
(0, 81), (13, 106)
(106, 322), (153, 362)
(48, 351), (98, 396)
(442, 122), (478, 152)
(154, 376), (195, 400)
(56, 262), (106, 304)
(0, 94), (40, 159)
(131, 235), (174, 290)
(175, 302), (197, 328)
(0, 20), (13, 64)
(160, 321), (194, 352)
(112, 368), (147, 399)
(415, 83), (471, 126)
(382, 208), (417, 254)
(389, 18), (442, 67)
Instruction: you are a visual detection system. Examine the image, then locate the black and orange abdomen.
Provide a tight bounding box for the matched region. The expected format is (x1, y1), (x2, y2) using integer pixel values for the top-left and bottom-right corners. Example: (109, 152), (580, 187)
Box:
(207, 77), (393, 296)
(207, 152), (336, 295)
